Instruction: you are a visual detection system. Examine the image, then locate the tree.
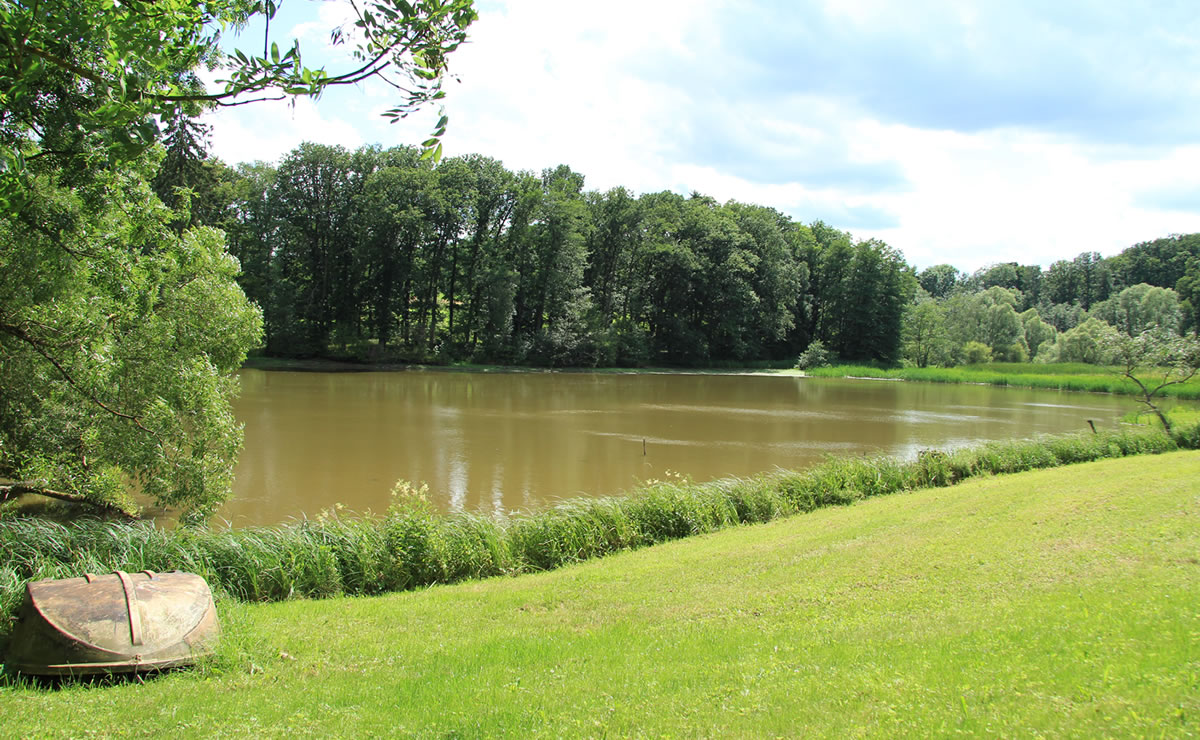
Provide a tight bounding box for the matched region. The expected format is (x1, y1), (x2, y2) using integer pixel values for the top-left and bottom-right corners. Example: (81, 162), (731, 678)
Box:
(918, 264), (962, 299)
(838, 239), (906, 364)
(963, 341), (993, 365)
(415, 155), (474, 354)
(0, 1), (477, 520)
(269, 143), (370, 353)
(1106, 330), (1200, 433)
(221, 160), (282, 344)
(972, 262), (1019, 292)
(726, 202), (803, 358)
(151, 110), (223, 232)
(810, 221), (853, 354)
(1090, 283), (1182, 337)
(1015, 264), (1042, 309)
(519, 164), (591, 363)
(684, 198), (761, 361)
(1039, 301), (1088, 332)
(979, 289), (1025, 361)
(795, 339), (832, 370)
(353, 150), (432, 350)
(585, 187), (641, 322)
(902, 294), (952, 368)
(1020, 308), (1057, 362)
(1177, 258), (1200, 335)
(1055, 318), (1120, 365)
(0, 159), (262, 520)
(1042, 260), (1076, 306)
(1109, 234), (1200, 290)
(454, 156), (520, 359)
(638, 192), (705, 363)
(945, 287), (1023, 362)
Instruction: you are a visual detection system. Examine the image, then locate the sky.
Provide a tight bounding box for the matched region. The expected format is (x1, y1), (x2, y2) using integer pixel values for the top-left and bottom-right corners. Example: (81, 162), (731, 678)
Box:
(206, 0), (1200, 273)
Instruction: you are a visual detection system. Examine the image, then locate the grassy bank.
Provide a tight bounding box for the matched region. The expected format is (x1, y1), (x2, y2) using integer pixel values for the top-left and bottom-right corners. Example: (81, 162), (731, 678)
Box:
(243, 356), (1200, 403)
(2, 452), (1197, 737)
(805, 361), (1200, 399)
(2, 423), (1195, 647)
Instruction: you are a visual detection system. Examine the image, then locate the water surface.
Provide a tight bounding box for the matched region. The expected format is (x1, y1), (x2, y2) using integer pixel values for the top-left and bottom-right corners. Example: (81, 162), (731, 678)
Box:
(220, 370), (1133, 525)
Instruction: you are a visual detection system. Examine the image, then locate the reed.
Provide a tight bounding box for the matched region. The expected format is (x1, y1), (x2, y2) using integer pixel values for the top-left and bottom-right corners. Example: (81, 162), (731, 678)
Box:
(2, 422), (1196, 646)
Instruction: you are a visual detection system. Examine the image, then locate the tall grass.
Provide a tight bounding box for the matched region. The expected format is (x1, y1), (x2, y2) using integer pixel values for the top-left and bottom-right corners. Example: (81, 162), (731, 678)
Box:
(806, 362), (1200, 399)
(1, 422), (1196, 647)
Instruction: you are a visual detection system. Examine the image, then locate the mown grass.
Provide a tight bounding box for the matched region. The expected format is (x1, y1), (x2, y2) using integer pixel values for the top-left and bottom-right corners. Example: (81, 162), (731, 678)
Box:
(1, 452), (1196, 737)
(2, 422), (1195, 653)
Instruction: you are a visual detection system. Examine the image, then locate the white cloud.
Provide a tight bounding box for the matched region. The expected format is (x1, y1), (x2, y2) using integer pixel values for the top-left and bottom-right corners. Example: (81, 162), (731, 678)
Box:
(436, 0), (712, 189)
(209, 97), (365, 165)
(855, 126), (1200, 271)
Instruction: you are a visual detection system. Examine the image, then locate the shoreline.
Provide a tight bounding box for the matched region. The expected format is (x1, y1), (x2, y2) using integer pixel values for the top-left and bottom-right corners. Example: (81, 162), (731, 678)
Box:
(241, 354), (806, 376)
(239, 356), (1200, 402)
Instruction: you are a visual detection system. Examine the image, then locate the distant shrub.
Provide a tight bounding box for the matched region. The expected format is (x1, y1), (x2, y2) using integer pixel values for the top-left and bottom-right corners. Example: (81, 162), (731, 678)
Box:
(796, 340), (833, 370)
(963, 341), (993, 364)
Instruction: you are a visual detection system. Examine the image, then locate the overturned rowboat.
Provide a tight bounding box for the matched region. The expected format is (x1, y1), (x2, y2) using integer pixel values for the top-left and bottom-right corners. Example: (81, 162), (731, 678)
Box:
(5, 570), (219, 676)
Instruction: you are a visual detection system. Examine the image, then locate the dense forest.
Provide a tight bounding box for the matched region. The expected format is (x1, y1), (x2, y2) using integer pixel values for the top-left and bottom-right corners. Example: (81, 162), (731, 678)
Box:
(170, 130), (1200, 369)
(906, 233), (1200, 367)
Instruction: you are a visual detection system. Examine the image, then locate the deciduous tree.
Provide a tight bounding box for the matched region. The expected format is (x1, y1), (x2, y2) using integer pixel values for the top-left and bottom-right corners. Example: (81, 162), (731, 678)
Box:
(1106, 330), (1200, 433)
(1091, 283), (1182, 337)
(0, 0), (477, 519)
(902, 294), (952, 368)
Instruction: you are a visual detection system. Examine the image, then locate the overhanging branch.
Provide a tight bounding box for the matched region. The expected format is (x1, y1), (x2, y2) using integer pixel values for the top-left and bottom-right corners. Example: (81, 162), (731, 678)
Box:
(0, 320), (152, 433)
(0, 480), (135, 518)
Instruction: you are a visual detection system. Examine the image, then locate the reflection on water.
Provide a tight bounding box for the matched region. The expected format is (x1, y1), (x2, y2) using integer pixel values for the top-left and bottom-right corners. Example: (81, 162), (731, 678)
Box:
(218, 370), (1133, 525)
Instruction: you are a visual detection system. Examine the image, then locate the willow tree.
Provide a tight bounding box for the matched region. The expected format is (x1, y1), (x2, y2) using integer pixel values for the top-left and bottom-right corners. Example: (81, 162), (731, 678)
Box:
(0, 0), (477, 521)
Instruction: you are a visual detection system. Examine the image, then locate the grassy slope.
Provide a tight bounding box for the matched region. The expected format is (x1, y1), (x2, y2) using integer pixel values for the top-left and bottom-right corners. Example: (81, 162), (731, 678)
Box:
(3, 453), (1198, 738)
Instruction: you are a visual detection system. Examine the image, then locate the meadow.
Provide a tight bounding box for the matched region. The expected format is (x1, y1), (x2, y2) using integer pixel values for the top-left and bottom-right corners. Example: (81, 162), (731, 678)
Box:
(805, 361), (1200, 399)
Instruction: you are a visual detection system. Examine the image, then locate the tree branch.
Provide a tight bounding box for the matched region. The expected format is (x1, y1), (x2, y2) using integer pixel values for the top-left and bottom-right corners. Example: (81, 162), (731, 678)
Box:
(0, 480), (135, 518)
(19, 43), (107, 87)
(19, 32), (403, 108)
(0, 320), (152, 433)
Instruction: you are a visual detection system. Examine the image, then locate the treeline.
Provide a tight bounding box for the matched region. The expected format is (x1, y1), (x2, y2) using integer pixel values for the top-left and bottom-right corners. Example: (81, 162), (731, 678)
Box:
(177, 141), (912, 366)
(171, 133), (1200, 369)
(904, 234), (1200, 367)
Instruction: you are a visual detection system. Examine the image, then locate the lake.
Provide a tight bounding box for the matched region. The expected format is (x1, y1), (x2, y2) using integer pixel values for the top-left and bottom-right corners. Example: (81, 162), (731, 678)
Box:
(217, 369), (1134, 525)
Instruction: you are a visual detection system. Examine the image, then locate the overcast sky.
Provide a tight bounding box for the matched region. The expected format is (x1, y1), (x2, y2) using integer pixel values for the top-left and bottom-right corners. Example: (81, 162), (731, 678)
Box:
(206, 0), (1200, 272)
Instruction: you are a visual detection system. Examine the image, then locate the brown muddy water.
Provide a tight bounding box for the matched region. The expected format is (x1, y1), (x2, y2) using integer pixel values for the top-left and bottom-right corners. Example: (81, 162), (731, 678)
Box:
(215, 369), (1135, 526)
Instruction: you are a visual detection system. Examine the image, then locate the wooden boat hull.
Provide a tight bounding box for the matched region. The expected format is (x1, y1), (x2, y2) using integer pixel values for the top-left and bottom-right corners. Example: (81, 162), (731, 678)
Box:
(6, 571), (219, 676)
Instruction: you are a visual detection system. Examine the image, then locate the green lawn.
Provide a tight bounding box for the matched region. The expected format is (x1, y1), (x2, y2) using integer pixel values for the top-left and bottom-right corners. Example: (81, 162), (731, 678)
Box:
(3, 452), (1198, 738)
